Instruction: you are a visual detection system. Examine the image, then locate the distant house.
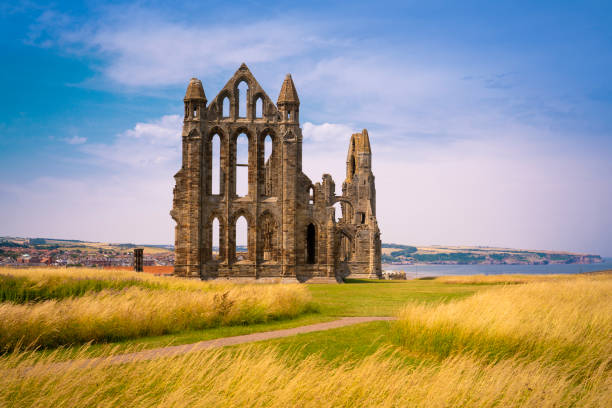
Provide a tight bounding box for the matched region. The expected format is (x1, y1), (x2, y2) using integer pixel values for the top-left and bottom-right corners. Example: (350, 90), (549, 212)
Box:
(39, 256), (52, 265)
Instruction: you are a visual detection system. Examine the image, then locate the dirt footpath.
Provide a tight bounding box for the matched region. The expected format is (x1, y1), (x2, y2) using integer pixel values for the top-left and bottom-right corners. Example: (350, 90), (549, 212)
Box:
(21, 316), (396, 373)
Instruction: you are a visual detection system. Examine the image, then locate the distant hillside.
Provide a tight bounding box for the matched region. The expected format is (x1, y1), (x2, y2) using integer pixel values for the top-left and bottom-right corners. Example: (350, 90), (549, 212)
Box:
(382, 244), (603, 265)
(0, 237), (173, 254)
(2, 236), (602, 266)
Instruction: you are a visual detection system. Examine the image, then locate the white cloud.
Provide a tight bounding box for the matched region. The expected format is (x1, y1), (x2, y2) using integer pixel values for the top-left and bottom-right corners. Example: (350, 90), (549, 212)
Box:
(302, 122), (355, 143)
(63, 135), (87, 145)
(31, 12), (327, 87)
(80, 114), (182, 169)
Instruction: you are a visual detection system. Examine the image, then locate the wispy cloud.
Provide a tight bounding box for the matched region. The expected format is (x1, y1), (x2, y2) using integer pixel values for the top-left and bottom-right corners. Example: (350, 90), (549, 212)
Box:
(27, 8), (329, 87)
(63, 135), (87, 145)
(80, 115), (181, 169)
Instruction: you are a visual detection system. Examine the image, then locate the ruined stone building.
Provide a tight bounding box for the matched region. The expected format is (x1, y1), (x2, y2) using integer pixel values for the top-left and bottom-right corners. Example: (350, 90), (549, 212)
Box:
(171, 64), (381, 282)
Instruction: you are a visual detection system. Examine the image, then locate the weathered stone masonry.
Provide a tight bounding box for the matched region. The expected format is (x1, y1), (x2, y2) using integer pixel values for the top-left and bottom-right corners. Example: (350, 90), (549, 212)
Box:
(171, 64), (381, 282)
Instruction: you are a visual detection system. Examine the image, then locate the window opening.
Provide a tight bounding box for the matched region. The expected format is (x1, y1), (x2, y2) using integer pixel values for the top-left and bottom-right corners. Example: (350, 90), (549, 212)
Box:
(236, 133), (249, 196)
(235, 215), (248, 261)
(264, 135), (274, 196)
(306, 223), (316, 264)
(211, 134), (220, 195)
(238, 81), (248, 118)
(222, 97), (230, 118)
(333, 202), (343, 223)
(212, 218), (220, 260)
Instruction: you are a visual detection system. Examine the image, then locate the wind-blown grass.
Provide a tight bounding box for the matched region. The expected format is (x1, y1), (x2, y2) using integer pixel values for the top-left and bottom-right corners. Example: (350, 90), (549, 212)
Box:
(394, 275), (612, 377)
(0, 268), (316, 350)
(434, 271), (611, 284)
(1, 272), (610, 406)
(0, 274), (159, 303)
(1, 346), (609, 407)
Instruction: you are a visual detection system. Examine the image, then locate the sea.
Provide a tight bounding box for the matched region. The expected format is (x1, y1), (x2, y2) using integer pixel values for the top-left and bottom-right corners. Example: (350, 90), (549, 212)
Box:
(383, 258), (612, 278)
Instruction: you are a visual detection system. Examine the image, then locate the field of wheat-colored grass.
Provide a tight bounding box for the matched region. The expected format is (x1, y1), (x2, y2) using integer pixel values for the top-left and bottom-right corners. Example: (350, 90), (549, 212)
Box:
(1, 270), (610, 406)
(395, 275), (612, 372)
(0, 267), (315, 350)
(1, 343), (609, 407)
(434, 271), (611, 284)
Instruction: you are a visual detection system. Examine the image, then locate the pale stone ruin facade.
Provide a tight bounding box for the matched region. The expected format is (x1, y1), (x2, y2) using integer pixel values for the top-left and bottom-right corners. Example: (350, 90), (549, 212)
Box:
(171, 64), (381, 282)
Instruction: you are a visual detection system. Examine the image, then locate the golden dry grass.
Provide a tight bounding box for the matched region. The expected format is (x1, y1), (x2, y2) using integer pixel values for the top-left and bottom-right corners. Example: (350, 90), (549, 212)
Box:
(395, 275), (612, 369)
(0, 267), (315, 350)
(1, 344), (609, 407)
(0, 272), (610, 406)
(435, 271), (611, 284)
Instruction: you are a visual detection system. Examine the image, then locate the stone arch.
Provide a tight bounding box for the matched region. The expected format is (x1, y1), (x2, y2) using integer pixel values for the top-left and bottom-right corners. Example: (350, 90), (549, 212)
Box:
(305, 221), (318, 264)
(333, 197), (355, 224)
(208, 125), (227, 141)
(206, 211), (226, 262)
(259, 127), (277, 144)
(231, 76), (251, 117)
(253, 92), (265, 118)
(259, 128), (278, 197)
(207, 101), (219, 119)
(187, 128), (201, 138)
(207, 127), (227, 196)
(236, 79), (249, 118)
(230, 209), (254, 228)
(259, 211), (280, 262)
(232, 127), (253, 197)
(230, 209), (254, 263)
(218, 90), (232, 118)
(307, 184), (315, 205)
(337, 228), (354, 262)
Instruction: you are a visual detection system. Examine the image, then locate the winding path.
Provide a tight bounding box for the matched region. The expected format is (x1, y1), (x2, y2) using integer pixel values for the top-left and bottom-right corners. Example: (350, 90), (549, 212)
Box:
(20, 316), (396, 373)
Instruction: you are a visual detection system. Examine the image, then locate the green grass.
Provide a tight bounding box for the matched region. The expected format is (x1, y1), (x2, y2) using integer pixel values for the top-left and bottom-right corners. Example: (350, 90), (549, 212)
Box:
(0, 274), (159, 303)
(243, 321), (408, 365)
(308, 278), (480, 316)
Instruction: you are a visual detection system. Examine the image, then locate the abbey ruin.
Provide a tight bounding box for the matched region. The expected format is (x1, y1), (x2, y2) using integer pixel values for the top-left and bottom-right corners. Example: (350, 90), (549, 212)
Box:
(171, 64), (381, 282)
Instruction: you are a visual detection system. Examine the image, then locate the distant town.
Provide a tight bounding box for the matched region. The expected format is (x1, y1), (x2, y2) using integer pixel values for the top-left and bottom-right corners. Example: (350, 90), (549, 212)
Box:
(0, 236), (604, 268)
(0, 237), (174, 268)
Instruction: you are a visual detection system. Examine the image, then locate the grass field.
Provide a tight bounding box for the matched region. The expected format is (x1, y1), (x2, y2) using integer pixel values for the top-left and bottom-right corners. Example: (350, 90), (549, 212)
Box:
(0, 267), (315, 350)
(0, 268), (610, 406)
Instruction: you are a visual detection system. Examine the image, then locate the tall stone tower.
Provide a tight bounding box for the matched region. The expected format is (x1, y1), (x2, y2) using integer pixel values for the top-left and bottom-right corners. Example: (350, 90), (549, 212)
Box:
(171, 64), (382, 281)
(340, 130), (382, 278)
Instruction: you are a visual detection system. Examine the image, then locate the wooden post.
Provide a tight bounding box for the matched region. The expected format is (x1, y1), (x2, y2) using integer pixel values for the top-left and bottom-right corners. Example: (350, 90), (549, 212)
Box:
(134, 248), (144, 272)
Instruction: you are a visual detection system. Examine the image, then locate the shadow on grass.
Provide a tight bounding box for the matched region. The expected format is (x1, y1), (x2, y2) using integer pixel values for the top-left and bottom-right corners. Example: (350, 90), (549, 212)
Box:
(342, 278), (407, 284)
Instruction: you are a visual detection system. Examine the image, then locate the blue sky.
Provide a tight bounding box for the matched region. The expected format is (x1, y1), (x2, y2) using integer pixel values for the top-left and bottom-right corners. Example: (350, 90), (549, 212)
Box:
(1, 1), (611, 255)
